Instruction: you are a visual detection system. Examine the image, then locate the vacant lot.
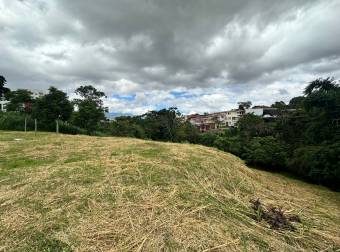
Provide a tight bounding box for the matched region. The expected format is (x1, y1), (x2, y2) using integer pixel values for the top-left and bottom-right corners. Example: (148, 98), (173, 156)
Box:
(0, 131), (339, 251)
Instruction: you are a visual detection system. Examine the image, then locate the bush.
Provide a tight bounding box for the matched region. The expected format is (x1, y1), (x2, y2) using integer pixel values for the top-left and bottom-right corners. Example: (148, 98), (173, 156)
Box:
(214, 134), (243, 156)
(0, 112), (87, 135)
(287, 146), (320, 178)
(107, 120), (146, 139)
(175, 122), (200, 143)
(59, 121), (87, 135)
(0, 112), (34, 131)
(289, 143), (340, 190)
(243, 136), (287, 170)
(197, 131), (218, 147)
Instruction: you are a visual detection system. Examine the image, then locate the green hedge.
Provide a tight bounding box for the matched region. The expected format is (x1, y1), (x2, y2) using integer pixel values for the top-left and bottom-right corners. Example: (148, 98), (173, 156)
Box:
(0, 112), (86, 135)
(0, 112), (34, 131)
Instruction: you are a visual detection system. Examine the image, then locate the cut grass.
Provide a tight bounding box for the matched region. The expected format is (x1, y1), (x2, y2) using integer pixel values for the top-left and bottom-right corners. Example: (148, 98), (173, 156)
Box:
(0, 130), (339, 251)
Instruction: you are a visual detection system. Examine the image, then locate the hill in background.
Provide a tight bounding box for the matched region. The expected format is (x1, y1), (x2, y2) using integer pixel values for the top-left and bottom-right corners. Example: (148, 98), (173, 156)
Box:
(0, 131), (339, 251)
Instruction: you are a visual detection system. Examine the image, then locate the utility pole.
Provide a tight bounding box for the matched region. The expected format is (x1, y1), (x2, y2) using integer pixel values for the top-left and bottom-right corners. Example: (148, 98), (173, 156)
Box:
(56, 115), (60, 134)
(34, 119), (37, 135)
(24, 116), (27, 132)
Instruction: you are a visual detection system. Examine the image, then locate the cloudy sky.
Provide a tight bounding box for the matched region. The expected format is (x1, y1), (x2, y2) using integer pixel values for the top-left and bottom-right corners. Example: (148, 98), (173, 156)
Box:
(1, 0), (340, 115)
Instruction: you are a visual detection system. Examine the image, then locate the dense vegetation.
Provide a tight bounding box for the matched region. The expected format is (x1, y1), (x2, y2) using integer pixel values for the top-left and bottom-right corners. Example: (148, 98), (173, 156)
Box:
(1, 76), (339, 189)
(204, 78), (340, 190)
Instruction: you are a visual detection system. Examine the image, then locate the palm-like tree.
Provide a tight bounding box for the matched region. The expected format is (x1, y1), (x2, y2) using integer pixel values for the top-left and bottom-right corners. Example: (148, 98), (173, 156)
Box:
(304, 77), (339, 96)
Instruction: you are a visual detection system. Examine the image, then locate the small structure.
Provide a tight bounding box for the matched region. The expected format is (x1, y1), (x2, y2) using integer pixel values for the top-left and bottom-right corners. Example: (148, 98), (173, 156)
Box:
(245, 106), (279, 118)
(0, 94), (9, 112)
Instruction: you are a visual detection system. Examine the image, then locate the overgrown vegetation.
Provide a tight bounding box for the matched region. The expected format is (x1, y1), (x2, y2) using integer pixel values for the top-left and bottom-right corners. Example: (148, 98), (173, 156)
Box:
(204, 78), (340, 190)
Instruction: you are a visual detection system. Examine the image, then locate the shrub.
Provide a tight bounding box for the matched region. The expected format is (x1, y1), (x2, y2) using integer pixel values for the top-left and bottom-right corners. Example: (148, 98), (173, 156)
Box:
(214, 134), (243, 156)
(197, 131), (218, 147)
(0, 112), (34, 131)
(243, 136), (287, 170)
(289, 143), (340, 190)
(59, 121), (87, 135)
(287, 146), (320, 178)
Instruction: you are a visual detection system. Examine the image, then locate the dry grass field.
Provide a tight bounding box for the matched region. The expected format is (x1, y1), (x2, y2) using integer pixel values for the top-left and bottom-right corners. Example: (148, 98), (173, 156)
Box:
(0, 131), (339, 251)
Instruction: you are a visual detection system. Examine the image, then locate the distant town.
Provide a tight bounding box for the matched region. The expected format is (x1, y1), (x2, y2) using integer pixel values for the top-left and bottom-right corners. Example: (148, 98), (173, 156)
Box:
(185, 105), (295, 132)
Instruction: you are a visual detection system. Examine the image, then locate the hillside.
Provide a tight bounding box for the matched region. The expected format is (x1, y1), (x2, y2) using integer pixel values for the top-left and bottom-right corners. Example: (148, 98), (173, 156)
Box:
(0, 131), (339, 251)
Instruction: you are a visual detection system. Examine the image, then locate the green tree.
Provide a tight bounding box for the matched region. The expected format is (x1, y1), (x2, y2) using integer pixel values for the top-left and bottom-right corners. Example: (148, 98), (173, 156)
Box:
(304, 77), (339, 96)
(0, 75), (11, 98)
(73, 85), (107, 132)
(288, 143), (340, 190)
(142, 107), (182, 141)
(237, 113), (274, 142)
(32, 87), (73, 128)
(213, 130), (242, 156)
(175, 121), (200, 143)
(108, 116), (146, 138)
(238, 101), (252, 110)
(271, 101), (287, 110)
(6, 89), (34, 113)
(75, 85), (106, 104)
(303, 77), (340, 144)
(243, 136), (287, 170)
(288, 96), (305, 109)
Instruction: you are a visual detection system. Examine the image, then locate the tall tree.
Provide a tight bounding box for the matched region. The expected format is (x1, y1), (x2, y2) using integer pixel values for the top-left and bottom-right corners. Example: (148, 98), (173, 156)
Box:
(238, 101), (252, 110)
(32, 87), (73, 126)
(303, 77), (340, 143)
(271, 101), (287, 110)
(142, 107), (182, 141)
(0, 75), (11, 98)
(6, 89), (34, 113)
(304, 77), (339, 96)
(75, 85), (106, 105)
(288, 96), (305, 109)
(73, 85), (107, 132)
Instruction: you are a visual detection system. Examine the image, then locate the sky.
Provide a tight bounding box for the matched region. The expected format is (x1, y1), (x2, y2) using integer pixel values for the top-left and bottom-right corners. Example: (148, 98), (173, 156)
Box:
(1, 0), (340, 115)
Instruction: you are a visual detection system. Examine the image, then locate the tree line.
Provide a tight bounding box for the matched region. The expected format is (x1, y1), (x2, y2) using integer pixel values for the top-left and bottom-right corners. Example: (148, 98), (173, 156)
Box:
(1, 76), (339, 190)
(202, 77), (340, 190)
(1, 76), (108, 134)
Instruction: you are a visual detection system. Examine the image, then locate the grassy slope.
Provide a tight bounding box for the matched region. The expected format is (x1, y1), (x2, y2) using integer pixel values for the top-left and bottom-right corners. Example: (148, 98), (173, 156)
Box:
(0, 131), (339, 252)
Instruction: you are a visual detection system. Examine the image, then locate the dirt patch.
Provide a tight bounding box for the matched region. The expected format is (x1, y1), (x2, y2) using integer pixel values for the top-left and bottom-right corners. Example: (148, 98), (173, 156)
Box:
(250, 199), (301, 231)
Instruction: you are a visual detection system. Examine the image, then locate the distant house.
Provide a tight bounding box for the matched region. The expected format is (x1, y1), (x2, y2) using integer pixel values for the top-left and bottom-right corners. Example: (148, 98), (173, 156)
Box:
(245, 106), (296, 119)
(223, 109), (245, 127)
(186, 109), (245, 132)
(0, 95), (9, 112)
(246, 106), (277, 118)
(186, 104), (297, 132)
(186, 113), (219, 132)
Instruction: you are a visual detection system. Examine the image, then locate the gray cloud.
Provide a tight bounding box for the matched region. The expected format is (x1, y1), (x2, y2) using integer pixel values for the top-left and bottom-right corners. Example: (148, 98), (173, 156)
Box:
(1, 0), (340, 113)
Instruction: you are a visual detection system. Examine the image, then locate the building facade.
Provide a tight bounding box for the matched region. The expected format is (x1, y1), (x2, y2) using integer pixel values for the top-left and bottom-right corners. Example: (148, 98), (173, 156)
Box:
(186, 109), (245, 132)
(186, 105), (294, 132)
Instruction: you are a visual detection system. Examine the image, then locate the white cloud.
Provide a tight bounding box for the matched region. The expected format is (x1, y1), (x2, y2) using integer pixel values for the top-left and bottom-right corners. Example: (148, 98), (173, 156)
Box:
(1, 0), (340, 115)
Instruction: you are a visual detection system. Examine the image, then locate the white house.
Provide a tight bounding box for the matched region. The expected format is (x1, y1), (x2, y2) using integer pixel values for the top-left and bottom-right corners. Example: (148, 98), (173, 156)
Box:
(0, 95), (9, 112)
(224, 109), (245, 127)
(186, 108), (246, 131)
(245, 106), (279, 118)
